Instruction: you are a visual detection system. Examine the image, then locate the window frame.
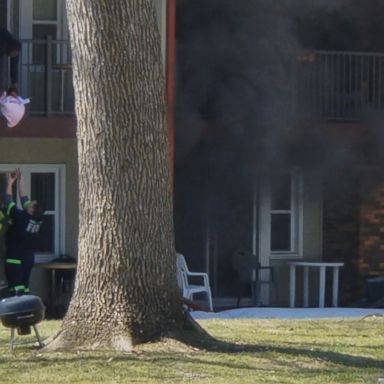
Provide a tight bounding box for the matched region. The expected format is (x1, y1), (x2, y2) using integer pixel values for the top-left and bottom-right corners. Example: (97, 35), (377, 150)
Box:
(19, 0), (64, 39)
(259, 170), (303, 261)
(0, 164), (66, 262)
(270, 170), (303, 259)
(270, 174), (294, 252)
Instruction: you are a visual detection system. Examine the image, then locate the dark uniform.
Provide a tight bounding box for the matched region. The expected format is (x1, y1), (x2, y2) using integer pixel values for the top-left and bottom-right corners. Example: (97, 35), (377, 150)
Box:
(0, 208), (10, 290)
(5, 195), (43, 295)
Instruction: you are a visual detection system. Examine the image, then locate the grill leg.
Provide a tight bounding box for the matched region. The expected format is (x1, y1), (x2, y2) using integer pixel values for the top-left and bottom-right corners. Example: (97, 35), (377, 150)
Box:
(9, 328), (15, 352)
(33, 325), (44, 348)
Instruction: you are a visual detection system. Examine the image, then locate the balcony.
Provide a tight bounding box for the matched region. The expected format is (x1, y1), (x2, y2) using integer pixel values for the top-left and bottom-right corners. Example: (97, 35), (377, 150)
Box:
(298, 50), (384, 121)
(18, 37), (74, 116)
(15, 41), (384, 122)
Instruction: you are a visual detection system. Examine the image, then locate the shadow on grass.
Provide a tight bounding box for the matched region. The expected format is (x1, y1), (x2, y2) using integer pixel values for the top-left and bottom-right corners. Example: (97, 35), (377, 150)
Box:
(174, 315), (384, 370)
(0, 355), (343, 381)
(0, 342), (382, 376)
(0, 316), (382, 372)
(1, 338), (381, 372)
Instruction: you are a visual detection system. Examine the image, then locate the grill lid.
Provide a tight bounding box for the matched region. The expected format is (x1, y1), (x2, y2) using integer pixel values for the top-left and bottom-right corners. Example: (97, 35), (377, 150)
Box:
(0, 295), (44, 316)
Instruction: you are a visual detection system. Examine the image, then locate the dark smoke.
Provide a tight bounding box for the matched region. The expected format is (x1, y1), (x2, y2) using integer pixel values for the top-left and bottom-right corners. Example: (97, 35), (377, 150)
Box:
(176, 0), (293, 166)
(297, 0), (384, 52)
(175, 0), (351, 170)
(174, 0), (384, 280)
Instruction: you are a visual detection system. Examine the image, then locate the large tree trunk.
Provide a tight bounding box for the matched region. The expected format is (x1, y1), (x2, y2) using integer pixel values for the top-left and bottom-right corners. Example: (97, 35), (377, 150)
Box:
(49, 0), (182, 351)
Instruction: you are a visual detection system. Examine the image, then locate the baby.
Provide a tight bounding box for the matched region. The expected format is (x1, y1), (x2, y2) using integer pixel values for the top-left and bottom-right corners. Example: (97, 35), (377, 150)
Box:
(0, 86), (30, 128)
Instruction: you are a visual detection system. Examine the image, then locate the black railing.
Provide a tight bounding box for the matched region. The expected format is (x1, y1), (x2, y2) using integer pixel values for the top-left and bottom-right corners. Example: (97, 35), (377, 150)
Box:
(15, 43), (384, 121)
(18, 37), (74, 116)
(298, 50), (384, 121)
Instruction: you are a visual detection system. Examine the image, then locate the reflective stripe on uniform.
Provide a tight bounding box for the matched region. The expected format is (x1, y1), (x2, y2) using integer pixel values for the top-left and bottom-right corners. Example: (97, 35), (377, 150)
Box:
(5, 258), (22, 265)
(23, 200), (32, 209)
(13, 285), (25, 291)
(6, 202), (15, 216)
(24, 287), (30, 293)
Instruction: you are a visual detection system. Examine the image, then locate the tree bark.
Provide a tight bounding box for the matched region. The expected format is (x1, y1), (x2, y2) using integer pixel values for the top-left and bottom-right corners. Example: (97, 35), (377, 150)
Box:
(48, 0), (182, 351)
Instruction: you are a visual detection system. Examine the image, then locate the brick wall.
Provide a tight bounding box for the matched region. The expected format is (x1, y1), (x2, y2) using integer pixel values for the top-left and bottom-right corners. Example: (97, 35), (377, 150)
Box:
(323, 167), (384, 305)
(358, 170), (384, 277)
(323, 169), (362, 305)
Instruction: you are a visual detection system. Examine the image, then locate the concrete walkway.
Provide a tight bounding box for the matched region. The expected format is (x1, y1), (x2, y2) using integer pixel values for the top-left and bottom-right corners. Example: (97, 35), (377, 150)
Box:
(191, 307), (384, 320)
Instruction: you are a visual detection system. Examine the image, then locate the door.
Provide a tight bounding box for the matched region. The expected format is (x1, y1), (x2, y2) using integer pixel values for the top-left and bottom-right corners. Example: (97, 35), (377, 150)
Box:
(258, 171), (304, 303)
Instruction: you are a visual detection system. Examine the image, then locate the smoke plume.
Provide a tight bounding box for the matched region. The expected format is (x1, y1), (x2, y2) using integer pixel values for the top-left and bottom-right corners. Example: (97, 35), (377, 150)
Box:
(175, 0), (349, 169)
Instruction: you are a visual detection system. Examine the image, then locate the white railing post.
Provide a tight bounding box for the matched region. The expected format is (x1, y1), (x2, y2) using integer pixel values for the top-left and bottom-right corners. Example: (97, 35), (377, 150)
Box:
(45, 35), (53, 116)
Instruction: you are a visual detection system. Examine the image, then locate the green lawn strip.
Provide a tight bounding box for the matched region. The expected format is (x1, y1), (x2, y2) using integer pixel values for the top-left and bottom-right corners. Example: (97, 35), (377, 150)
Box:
(0, 318), (382, 383)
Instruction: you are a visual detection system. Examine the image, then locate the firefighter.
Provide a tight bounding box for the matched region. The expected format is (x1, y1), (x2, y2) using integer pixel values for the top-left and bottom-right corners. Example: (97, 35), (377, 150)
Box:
(5, 169), (43, 295)
(0, 205), (10, 296)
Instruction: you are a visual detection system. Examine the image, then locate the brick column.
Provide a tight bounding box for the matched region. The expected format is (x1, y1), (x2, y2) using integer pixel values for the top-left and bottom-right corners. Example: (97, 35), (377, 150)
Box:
(323, 169), (361, 305)
(359, 170), (384, 277)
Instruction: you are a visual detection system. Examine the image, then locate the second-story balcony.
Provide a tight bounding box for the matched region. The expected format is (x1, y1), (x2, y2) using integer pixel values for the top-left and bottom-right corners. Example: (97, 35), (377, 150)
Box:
(18, 37), (74, 116)
(15, 39), (384, 122)
(298, 50), (384, 121)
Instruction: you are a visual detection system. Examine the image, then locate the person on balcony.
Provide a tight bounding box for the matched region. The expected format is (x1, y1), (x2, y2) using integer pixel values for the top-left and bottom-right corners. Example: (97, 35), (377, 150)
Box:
(0, 86), (30, 127)
(0, 28), (21, 90)
(4, 169), (43, 296)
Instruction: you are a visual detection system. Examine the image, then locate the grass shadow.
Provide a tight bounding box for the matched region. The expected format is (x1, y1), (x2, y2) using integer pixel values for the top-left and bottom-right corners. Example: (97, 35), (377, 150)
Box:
(176, 313), (384, 370)
(0, 315), (383, 374)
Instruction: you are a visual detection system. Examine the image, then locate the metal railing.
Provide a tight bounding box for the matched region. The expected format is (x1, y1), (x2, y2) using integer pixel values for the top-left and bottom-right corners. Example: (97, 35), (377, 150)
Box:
(298, 50), (384, 121)
(15, 42), (384, 121)
(18, 37), (74, 116)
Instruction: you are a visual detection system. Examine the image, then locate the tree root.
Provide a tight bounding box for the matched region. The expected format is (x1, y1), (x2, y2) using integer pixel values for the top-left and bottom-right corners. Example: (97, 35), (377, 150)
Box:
(110, 335), (133, 352)
(41, 311), (213, 353)
(42, 327), (134, 353)
(172, 311), (218, 349)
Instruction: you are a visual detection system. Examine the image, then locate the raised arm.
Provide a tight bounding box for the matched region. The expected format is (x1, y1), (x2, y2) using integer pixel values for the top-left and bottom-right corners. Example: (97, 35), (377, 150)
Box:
(5, 171), (17, 215)
(6, 172), (16, 197)
(16, 169), (30, 208)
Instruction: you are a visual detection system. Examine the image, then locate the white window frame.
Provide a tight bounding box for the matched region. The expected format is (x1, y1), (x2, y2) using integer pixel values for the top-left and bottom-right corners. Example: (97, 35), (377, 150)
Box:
(0, 164), (66, 263)
(19, 0), (65, 40)
(259, 170), (303, 261)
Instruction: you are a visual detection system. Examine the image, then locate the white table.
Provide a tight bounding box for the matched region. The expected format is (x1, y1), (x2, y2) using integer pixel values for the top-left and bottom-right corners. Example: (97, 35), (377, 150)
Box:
(287, 261), (344, 308)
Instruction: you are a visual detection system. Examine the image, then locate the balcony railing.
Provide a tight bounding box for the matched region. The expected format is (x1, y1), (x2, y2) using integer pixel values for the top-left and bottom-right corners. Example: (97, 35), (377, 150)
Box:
(18, 37), (74, 116)
(15, 41), (384, 121)
(298, 50), (384, 121)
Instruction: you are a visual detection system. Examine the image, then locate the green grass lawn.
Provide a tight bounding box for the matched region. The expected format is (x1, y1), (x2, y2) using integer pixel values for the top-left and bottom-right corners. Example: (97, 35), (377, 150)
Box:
(0, 316), (383, 383)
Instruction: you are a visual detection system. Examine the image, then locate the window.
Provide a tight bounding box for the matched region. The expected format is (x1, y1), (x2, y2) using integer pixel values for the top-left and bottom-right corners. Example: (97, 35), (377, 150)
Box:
(32, 0), (58, 64)
(0, 164), (65, 262)
(269, 171), (302, 257)
(33, 0), (58, 21)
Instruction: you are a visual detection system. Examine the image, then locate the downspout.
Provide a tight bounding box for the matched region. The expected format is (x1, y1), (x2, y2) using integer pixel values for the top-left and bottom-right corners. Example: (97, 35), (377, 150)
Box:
(252, 178), (259, 305)
(252, 180), (259, 258)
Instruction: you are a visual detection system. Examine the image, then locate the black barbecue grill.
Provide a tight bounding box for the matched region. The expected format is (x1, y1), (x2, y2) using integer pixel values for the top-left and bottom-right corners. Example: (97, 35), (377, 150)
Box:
(0, 295), (45, 350)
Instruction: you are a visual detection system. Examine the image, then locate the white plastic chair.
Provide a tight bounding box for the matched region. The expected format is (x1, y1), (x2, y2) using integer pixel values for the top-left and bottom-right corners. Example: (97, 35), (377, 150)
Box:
(176, 253), (213, 311)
